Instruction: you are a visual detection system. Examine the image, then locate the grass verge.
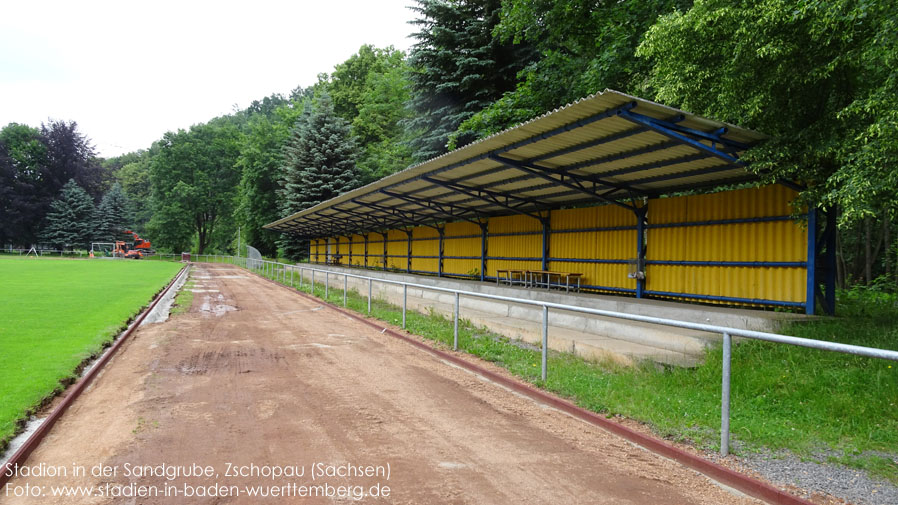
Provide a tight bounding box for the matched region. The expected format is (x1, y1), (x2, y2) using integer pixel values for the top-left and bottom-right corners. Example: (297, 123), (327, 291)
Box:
(0, 257), (182, 450)
(254, 265), (898, 483)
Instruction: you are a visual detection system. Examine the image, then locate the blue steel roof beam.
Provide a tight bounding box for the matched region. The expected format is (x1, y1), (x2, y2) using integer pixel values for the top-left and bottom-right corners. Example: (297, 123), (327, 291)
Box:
(421, 176), (548, 220)
(405, 140), (686, 200)
(301, 215), (366, 237)
(525, 114), (686, 164)
(560, 140), (682, 173)
(372, 101), (640, 196)
(322, 209), (396, 231)
(489, 154), (638, 212)
(378, 189), (486, 225)
(348, 199), (445, 230)
(470, 155), (715, 204)
(642, 175), (760, 199)
(366, 189), (493, 217)
(331, 205), (426, 232)
(526, 127), (648, 163)
(622, 110), (751, 151)
(273, 215), (348, 236)
(616, 109), (749, 164)
(619, 163), (745, 188)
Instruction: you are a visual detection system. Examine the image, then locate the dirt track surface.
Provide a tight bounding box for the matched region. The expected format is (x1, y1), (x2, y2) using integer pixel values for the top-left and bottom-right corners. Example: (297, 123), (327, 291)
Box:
(1, 264), (760, 504)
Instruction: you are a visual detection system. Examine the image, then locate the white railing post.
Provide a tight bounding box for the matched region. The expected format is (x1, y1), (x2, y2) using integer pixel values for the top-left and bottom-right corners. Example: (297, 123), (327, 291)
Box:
(453, 292), (459, 351)
(542, 305), (548, 382)
(721, 332), (732, 457)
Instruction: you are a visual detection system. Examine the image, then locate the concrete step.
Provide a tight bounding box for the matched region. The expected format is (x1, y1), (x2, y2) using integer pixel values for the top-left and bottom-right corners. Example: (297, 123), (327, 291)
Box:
(306, 265), (806, 367)
(404, 294), (712, 367)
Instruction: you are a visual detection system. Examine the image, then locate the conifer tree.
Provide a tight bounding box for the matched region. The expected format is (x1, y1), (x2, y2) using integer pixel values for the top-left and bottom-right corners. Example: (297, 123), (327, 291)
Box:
(41, 179), (97, 249)
(277, 94), (361, 259)
(96, 182), (131, 240)
(405, 0), (537, 162)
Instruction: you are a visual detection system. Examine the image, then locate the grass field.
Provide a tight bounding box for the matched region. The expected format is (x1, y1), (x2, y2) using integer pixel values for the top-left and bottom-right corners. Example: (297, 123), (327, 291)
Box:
(0, 257), (182, 449)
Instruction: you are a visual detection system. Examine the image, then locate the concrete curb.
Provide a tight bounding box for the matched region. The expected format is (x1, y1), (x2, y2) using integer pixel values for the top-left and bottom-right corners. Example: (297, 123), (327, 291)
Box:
(249, 267), (815, 505)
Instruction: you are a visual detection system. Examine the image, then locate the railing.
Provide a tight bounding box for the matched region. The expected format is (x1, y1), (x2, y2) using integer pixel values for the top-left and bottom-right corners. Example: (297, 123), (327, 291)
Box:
(191, 255), (898, 456)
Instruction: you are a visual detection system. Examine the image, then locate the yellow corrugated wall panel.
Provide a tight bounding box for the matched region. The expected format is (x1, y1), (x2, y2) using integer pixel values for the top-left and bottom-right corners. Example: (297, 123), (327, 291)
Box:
(411, 226), (439, 273)
(646, 185), (807, 304)
(443, 221), (480, 276)
(487, 214), (542, 278)
(311, 238), (324, 263)
(348, 234), (365, 267)
(367, 234), (386, 269)
(386, 229), (408, 271)
(337, 236), (350, 258)
(548, 205), (637, 290)
(550, 205), (633, 230)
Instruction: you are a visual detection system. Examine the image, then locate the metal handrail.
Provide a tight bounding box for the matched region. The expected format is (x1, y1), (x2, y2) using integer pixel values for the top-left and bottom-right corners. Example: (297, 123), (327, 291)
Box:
(193, 255), (898, 456)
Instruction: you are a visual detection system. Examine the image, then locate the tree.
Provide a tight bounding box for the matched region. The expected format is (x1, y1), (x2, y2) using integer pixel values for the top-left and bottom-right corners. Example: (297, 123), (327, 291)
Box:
(148, 120), (241, 253)
(405, 0), (537, 161)
(95, 182), (131, 240)
(316, 45), (414, 183)
(40, 179), (97, 249)
(453, 0), (690, 143)
(278, 94), (361, 259)
(0, 124), (47, 245)
(114, 149), (154, 234)
(636, 0), (896, 217)
(235, 104), (303, 257)
(0, 121), (104, 245)
(40, 120), (106, 200)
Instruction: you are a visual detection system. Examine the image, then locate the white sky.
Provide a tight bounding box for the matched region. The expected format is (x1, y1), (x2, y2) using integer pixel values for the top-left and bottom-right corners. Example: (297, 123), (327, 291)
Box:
(0, 0), (415, 158)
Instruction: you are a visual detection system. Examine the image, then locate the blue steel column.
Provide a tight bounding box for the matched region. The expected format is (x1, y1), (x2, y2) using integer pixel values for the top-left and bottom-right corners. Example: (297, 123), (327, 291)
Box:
(406, 229), (412, 273)
(383, 232), (388, 271)
(480, 221), (488, 282)
(806, 208), (817, 315)
(438, 226), (445, 278)
(347, 235), (352, 266)
(364, 234), (369, 268)
(824, 208), (837, 315)
(635, 206), (648, 298)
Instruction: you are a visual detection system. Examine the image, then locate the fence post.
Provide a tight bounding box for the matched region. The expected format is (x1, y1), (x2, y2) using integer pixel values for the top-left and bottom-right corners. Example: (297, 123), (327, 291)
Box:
(542, 305), (548, 381)
(343, 275), (347, 307)
(402, 284), (407, 329)
(325, 271), (329, 299)
(721, 332), (732, 457)
(291, 267), (294, 287)
(367, 278), (372, 313)
(300, 268), (304, 290)
(312, 270), (315, 294)
(453, 292), (459, 350)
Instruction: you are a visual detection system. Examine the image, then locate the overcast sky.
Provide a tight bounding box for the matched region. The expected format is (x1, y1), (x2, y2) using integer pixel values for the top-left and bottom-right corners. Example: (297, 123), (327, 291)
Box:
(0, 0), (415, 158)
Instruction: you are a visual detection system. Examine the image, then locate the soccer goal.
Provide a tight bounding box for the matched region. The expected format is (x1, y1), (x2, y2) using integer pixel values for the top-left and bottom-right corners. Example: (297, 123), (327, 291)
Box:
(90, 242), (116, 258)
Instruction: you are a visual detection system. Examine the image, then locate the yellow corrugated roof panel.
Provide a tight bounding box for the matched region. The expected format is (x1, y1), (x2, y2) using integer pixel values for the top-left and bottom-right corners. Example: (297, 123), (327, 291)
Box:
(266, 89), (767, 236)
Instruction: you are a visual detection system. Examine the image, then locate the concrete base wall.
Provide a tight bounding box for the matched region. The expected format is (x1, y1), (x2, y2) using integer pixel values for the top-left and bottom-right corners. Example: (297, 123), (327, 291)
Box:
(281, 265), (807, 366)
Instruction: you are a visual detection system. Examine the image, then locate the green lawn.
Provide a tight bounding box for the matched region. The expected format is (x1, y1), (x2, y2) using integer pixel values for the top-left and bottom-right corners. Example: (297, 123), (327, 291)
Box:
(0, 257), (182, 449)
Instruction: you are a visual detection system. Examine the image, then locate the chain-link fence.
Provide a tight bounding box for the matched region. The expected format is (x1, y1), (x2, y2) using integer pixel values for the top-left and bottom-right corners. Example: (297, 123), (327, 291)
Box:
(246, 244), (263, 270)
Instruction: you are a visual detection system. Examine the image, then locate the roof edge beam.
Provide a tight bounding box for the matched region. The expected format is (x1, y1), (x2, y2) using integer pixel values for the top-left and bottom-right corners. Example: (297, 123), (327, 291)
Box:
(379, 190), (484, 225)
(490, 155), (638, 211)
(616, 109), (747, 164)
(421, 176), (545, 220)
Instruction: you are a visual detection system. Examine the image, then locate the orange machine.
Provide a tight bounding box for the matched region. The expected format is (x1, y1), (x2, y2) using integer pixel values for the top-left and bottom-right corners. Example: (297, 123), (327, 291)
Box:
(113, 231), (153, 259)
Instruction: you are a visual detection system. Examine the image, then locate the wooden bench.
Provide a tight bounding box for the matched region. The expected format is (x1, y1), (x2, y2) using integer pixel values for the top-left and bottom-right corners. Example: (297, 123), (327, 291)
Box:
(496, 269), (528, 286)
(326, 254), (343, 266)
(527, 270), (583, 292)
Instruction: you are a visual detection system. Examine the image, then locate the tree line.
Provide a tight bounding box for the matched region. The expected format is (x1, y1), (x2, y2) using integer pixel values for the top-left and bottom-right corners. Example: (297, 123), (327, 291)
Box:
(1, 0), (895, 288)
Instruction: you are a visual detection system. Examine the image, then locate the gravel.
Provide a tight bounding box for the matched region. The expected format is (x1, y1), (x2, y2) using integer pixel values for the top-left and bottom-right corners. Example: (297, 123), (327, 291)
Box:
(737, 449), (898, 505)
